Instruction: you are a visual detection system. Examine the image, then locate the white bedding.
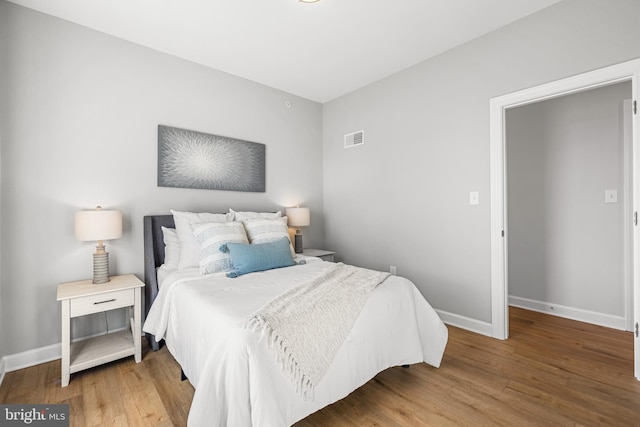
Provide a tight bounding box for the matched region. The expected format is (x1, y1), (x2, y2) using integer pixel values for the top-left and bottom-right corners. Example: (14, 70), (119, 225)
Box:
(156, 264), (178, 287)
(143, 259), (448, 427)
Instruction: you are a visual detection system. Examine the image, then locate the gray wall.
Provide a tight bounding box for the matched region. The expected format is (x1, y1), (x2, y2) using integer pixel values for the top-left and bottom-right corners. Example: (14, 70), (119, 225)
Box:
(322, 0), (640, 324)
(0, 1), (323, 357)
(506, 82), (631, 317)
(3, 0), (640, 359)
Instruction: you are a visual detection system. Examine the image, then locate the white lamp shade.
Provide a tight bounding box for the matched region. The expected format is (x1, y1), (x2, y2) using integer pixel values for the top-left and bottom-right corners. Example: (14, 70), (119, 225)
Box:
(286, 207), (310, 227)
(75, 209), (123, 241)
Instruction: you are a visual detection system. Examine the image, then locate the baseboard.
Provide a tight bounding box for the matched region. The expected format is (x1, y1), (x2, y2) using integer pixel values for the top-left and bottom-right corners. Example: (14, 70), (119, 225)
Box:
(0, 357), (5, 388)
(3, 342), (61, 373)
(1, 326), (135, 377)
(436, 309), (493, 337)
(509, 296), (627, 331)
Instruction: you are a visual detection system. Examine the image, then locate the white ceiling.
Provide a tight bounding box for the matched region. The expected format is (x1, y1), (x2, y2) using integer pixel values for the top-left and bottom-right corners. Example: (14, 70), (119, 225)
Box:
(7, 0), (562, 103)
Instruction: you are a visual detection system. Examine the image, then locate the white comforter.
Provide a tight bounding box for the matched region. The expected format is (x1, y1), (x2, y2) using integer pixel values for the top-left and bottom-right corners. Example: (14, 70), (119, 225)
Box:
(143, 259), (448, 427)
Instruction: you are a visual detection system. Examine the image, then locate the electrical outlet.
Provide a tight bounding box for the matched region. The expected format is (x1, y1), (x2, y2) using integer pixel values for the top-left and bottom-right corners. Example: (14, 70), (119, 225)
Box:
(390, 265), (396, 275)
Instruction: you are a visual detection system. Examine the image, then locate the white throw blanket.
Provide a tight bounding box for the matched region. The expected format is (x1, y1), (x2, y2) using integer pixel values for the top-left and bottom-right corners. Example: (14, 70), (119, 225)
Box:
(244, 263), (390, 400)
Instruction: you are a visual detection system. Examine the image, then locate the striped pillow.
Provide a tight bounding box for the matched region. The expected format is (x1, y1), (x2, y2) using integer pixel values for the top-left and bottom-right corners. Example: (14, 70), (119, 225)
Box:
(242, 217), (294, 256)
(171, 209), (233, 269)
(192, 221), (249, 274)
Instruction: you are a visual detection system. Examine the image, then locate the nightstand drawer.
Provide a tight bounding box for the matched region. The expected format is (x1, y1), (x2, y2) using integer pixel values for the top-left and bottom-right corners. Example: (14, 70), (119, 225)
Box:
(70, 289), (134, 317)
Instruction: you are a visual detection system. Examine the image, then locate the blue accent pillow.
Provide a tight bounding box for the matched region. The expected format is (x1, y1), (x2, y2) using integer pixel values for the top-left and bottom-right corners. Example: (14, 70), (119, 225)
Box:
(219, 237), (296, 278)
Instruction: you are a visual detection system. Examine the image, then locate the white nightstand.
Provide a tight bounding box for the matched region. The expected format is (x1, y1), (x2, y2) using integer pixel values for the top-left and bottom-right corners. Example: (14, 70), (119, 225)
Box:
(57, 274), (144, 387)
(301, 249), (336, 262)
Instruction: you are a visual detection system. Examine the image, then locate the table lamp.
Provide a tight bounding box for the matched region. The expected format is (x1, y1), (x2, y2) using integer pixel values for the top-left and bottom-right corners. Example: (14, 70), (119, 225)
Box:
(75, 206), (122, 284)
(286, 207), (310, 254)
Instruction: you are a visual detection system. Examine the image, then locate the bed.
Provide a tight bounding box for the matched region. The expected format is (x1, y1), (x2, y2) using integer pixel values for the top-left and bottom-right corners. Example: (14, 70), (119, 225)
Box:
(142, 212), (448, 426)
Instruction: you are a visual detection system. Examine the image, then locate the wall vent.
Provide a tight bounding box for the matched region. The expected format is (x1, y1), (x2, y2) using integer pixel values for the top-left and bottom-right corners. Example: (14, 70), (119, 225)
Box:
(344, 130), (364, 148)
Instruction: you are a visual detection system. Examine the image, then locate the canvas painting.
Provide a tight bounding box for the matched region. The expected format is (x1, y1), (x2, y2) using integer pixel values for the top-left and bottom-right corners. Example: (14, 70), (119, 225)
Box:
(158, 125), (266, 192)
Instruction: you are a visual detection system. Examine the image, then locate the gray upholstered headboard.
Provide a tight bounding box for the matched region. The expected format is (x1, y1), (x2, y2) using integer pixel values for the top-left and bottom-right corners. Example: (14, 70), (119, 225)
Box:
(143, 214), (174, 350)
(143, 211), (280, 350)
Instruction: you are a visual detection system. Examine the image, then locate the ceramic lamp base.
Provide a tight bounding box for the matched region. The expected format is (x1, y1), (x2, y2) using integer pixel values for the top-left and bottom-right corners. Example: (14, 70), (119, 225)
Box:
(92, 251), (110, 284)
(294, 234), (303, 254)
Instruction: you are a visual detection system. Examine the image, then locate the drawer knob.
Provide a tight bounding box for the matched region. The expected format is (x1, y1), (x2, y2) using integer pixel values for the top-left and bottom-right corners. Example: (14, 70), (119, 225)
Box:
(93, 299), (116, 305)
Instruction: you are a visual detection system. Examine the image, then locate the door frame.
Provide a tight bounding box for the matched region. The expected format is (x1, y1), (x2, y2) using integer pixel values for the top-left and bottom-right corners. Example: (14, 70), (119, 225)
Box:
(489, 58), (640, 378)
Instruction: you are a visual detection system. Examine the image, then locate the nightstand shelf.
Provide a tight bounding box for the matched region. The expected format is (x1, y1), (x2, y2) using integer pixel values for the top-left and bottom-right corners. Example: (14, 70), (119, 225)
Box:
(301, 249), (336, 262)
(69, 329), (135, 373)
(57, 274), (144, 387)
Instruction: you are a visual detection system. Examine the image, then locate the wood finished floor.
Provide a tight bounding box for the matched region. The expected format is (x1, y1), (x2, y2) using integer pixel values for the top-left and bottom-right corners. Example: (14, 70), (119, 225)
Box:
(1, 307), (639, 426)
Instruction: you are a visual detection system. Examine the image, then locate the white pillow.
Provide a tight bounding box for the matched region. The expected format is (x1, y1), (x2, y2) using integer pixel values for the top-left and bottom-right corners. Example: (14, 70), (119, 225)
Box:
(161, 226), (179, 269)
(229, 209), (281, 221)
(192, 221), (249, 274)
(242, 217), (294, 256)
(171, 209), (233, 269)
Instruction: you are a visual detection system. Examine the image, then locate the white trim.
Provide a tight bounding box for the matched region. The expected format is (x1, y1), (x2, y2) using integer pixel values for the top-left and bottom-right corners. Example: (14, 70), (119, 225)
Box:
(0, 358), (5, 388)
(509, 297), (627, 331)
(3, 343), (61, 373)
(0, 326), (137, 377)
(624, 98), (634, 332)
(436, 309), (493, 337)
(490, 58), (640, 346)
(633, 82), (640, 380)
(489, 95), (509, 340)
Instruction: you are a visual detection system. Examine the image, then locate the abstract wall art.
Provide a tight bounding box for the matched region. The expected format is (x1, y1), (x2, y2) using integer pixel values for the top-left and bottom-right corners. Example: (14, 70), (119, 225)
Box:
(157, 125), (266, 192)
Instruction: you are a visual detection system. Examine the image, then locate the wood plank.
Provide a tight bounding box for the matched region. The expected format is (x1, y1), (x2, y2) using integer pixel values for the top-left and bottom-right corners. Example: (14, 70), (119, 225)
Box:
(0, 371), (14, 403)
(145, 350), (194, 427)
(80, 366), (129, 426)
(43, 358), (84, 404)
(112, 357), (173, 427)
(64, 394), (86, 427)
(0, 307), (639, 426)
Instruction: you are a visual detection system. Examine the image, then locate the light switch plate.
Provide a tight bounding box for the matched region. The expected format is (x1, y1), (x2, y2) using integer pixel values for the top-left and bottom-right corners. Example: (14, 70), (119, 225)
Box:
(470, 191), (479, 205)
(605, 189), (617, 204)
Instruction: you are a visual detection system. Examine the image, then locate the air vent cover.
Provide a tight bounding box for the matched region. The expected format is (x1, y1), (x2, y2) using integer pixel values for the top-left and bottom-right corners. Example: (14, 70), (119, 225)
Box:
(344, 130), (364, 148)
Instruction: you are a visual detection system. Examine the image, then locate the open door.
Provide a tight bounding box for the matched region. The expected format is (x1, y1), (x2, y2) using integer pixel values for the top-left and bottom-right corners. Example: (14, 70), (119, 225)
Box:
(490, 58), (640, 379)
(632, 95), (640, 380)
(624, 97), (640, 380)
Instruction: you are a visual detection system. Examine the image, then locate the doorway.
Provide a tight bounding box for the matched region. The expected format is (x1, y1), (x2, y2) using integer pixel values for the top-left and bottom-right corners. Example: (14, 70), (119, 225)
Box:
(488, 58), (640, 379)
(505, 82), (632, 331)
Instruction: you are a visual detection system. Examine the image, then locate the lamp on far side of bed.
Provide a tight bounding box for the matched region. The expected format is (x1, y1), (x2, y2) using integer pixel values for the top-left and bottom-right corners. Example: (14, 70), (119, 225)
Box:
(286, 206), (310, 254)
(75, 206), (122, 284)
